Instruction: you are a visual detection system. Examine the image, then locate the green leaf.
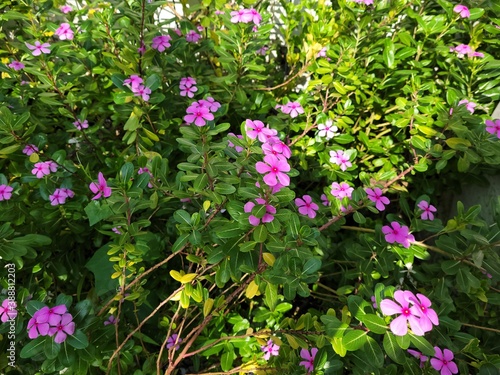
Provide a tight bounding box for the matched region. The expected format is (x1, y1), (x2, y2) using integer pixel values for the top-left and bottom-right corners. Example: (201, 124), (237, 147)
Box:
(20, 336), (46, 358)
(66, 330), (89, 349)
(173, 210), (191, 225)
(347, 295), (370, 320)
(253, 224), (268, 243)
(44, 337), (61, 359)
(361, 314), (387, 334)
(302, 257), (321, 275)
(215, 224), (242, 239)
(214, 183), (236, 195)
(343, 330), (368, 351)
(84, 201), (113, 226)
(119, 162), (134, 183)
(362, 336), (384, 368)
(383, 332), (406, 364)
(221, 350), (235, 372)
(408, 333), (435, 356)
(264, 283), (278, 312)
(383, 39), (395, 69)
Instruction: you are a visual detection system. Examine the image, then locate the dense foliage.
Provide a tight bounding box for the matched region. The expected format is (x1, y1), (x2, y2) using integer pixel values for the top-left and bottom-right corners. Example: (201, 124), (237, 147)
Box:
(1, 0), (500, 374)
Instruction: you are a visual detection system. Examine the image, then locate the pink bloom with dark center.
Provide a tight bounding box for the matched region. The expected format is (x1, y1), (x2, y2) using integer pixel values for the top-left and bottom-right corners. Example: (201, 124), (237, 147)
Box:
(55, 23), (74, 40)
(180, 85), (198, 98)
(281, 101), (304, 118)
(32, 162), (51, 178)
(60, 5), (73, 13)
(180, 77), (196, 87)
(407, 293), (439, 333)
(0, 185), (13, 201)
(35, 305), (68, 326)
(330, 182), (353, 199)
(45, 161), (58, 173)
(365, 187), (390, 211)
(261, 339), (280, 360)
(132, 85), (152, 101)
(0, 299), (17, 322)
(124, 75), (143, 89)
(89, 172), (112, 200)
(417, 200), (437, 220)
(458, 99), (476, 114)
(73, 119), (89, 130)
(245, 119), (275, 142)
(453, 5), (470, 18)
(382, 221), (415, 248)
(295, 195), (319, 218)
(485, 119), (500, 138)
(199, 97), (221, 112)
(60, 188), (74, 198)
(184, 105), (214, 126)
(167, 333), (182, 350)
(186, 30), (201, 43)
(431, 347), (458, 375)
(152, 35), (172, 52)
(408, 349), (428, 368)
(255, 154), (291, 187)
(247, 8), (262, 25)
(50, 188), (69, 206)
(23, 144), (38, 155)
(230, 9), (253, 24)
(48, 313), (75, 343)
(330, 150), (352, 171)
(244, 198), (276, 226)
(27, 316), (50, 339)
(26, 41), (51, 56)
(299, 348), (318, 374)
(380, 290), (425, 336)
(8, 61), (25, 71)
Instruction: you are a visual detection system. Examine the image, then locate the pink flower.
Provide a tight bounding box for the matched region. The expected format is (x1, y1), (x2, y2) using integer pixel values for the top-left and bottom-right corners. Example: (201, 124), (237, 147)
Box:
(48, 313), (75, 343)
(60, 5), (73, 13)
(184, 105), (214, 127)
(407, 293), (439, 333)
(55, 23), (74, 40)
(8, 60), (24, 71)
(261, 339), (280, 360)
(330, 150), (352, 171)
(256, 46), (268, 55)
(317, 47), (327, 58)
(330, 182), (353, 199)
(32, 162), (51, 178)
(180, 77), (196, 87)
(262, 141), (291, 159)
(124, 75), (143, 89)
(458, 99), (476, 114)
(166, 333), (182, 350)
(408, 349), (428, 368)
(26, 41), (51, 56)
(180, 85), (198, 98)
(73, 119), (89, 130)
(245, 119), (275, 142)
(244, 198), (276, 226)
(382, 221), (415, 248)
(89, 172), (112, 200)
(199, 97), (221, 112)
(230, 9), (253, 24)
(281, 101), (304, 118)
(453, 5), (470, 18)
(352, 0), (374, 4)
(0, 299), (17, 322)
(431, 347), (458, 375)
(295, 195), (319, 218)
(417, 200), (437, 220)
(132, 84), (152, 101)
(228, 133), (244, 153)
(50, 188), (69, 206)
(485, 119), (500, 138)
(186, 30), (201, 43)
(35, 305), (68, 326)
(365, 187), (390, 211)
(255, 154), (290, 187)
(27, 316), (50, 339)
(317, 119), (339, 139)
(45, 161), (58, 173)
(60, 188), (74, 198)
(152, 35), (172, 52)
(320, 193), (331, 206)
(0, 185), (13, 201)
(174, 28), (182, 36)
(450, 44), (483, 58)
(299, 348), (318, 374)
(22, 144), (38, 155)
(137, 41), (146, 55)
(104, 315), (119, 325)
(246, 8), (262, 25)
(112, 226), (122, 234)
(380, 290), (425, 336)
(371, 296), (377, 309)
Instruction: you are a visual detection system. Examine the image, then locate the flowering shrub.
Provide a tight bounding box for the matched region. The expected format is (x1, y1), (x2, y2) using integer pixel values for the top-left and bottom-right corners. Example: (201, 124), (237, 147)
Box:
(1, 0), (500, 374)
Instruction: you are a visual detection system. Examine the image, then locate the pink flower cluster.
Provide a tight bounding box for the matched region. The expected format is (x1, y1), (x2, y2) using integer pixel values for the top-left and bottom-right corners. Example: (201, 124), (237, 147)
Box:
(450, 44), (484, 59)
(180, 77), (197, 98)
(60, 5), (72, 13)
(0, 184), (14, 201)
(276, 102), (304, 118)
(330, 182), (353, 199)
(365, 187), (390, 211)
(89, 172), (112, 200)
(453, 4), (470, 18)
(0, 299), (17, 322)
(186, 30), (201, 43)
(382, 221), (414, 248)
(486, 119), (500, 138)
(330, 150), (352, 171)
(49, 188), (75, 206)
(55, 23), (74, 40)
(380, 290), (439, 336)
(230, 8), (262, 25)
(152, 35), (172, 52)
(244, 198), (276, 226)
(27, 305), (75, 343)
(123, 75), (151, 101)
(32, 161), (58, 178)
(184, 98), (220, 126)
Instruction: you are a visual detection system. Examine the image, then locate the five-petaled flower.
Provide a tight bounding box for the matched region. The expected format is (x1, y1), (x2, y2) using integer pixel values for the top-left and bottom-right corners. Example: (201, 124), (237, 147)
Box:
(230, 8), (261, 24)
(186, 30), (201, 43)
(380, 290), (425, 336)
(255, 154), (291, 187)
(450, 44), (484, 58)
(0, 299), (17, 322)
(485, 119), (500, 138)
(299, 348), (318, 374)
(166, 333), (182, 350)
(27, 304), (68, 340)
(49, 188), (74, 206)
(89, 172), (112, 200)
(407, 293), (439, 333)
(60, 5), (72, 13)
(152, 35), (172, 52)
(330, 150), (352, 171)
(295, 195), (319, 218)
(246, 119), (275, 142)
(458, 99), (476, 114)
(49, 313), (75, 344)
(32, 161), (57, 178)
(132, 84), (152, 101)
(382, 221), (415, 248)
(0, 184), (13, 201)
(55, 23), (74, 40)
(124, 75), (143, 89)
(317, 119), (339, 140)
(23, 144), (38, 155)
(417, 200), (437, 220)
(104, 315), (119, 326)
(330, 182), (353, 199)
(453, 5), (470, 18)
(365, 187), (390, 211)
(8, 60), (25, 71)
(184, 104), (214, 127)
(431, 347), (458, 375)
(244, 198), (276, 226)
(26, 41), (51, 56)
(73, 119), (89, 130)
(280, 101), (304, 118)
(261, 339), (280, 360)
